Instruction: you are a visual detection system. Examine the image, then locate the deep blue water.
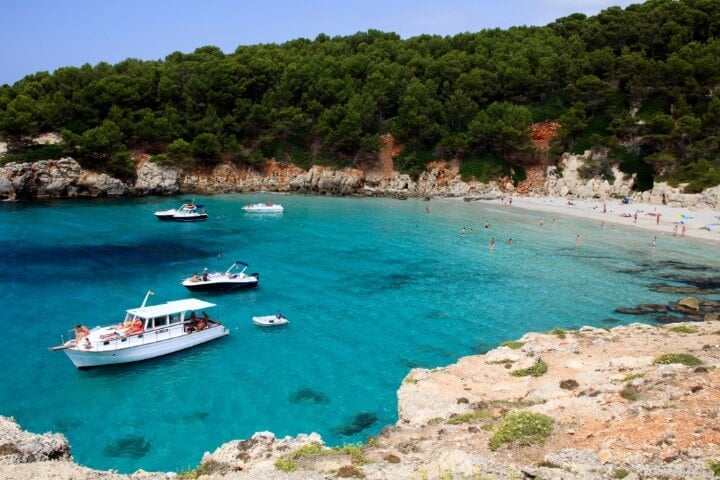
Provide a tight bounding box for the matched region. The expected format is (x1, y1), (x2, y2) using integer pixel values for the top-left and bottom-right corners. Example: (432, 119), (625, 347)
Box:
(0, 194), (718, 473)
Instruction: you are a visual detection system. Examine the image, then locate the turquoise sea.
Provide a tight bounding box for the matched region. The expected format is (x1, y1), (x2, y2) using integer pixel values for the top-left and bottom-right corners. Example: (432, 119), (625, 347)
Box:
(0, 194), (718, 473)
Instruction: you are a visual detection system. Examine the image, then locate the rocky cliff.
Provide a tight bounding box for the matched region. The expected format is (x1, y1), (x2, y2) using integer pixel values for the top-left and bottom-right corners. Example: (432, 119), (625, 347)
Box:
(545, 151), (720, 208)
(2, 315), (719, 480)
(2, 147), (719, 208)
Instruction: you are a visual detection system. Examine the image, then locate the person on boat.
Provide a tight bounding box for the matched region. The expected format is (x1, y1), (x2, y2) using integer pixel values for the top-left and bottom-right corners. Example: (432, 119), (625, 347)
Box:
(196, 316), (206, 331)
(83, 338), (92, 350)
(126, 319), (143, 334)
(202, 268), (209, 281)
(267, 200), (273, 206)
(191, 272), (200, 282)
(74, 325), (90, 340)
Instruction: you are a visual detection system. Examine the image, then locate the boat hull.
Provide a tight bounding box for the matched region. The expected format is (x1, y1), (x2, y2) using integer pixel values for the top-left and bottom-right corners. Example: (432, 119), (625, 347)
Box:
(64, 326), (229, 368)
(183, 280), (258, 292)
(168, 214), (208, 222)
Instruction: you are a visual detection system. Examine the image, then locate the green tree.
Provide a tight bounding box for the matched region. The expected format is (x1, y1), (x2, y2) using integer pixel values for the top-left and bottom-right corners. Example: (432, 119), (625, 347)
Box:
(468, 102), (533, 157)
(191, 133), (221, 163)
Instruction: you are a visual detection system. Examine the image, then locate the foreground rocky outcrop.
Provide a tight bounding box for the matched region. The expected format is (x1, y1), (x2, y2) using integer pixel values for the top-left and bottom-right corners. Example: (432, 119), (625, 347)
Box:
(3, 319), (719, 479)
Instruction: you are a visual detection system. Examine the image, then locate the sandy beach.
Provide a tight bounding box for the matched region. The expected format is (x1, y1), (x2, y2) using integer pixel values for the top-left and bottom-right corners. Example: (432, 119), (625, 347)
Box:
(497, 196), (720, 244)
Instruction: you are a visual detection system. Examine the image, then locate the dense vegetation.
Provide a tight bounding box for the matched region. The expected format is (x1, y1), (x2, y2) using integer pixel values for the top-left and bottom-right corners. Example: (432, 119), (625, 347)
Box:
(1, 0), (720, 190)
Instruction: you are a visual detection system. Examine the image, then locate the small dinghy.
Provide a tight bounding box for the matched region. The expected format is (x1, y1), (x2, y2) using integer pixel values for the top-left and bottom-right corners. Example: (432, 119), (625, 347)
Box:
(252, 313), (289, 327)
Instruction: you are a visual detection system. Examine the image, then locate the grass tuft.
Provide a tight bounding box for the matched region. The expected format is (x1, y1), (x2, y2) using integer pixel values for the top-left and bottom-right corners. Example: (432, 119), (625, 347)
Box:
(668, 326), (698, 334)
(500, 341), (523, 350)
(621, 373), (644, 382)
(489, 412), (553, 451)
(510, 358), (548, 377)
(653, 353), (703, 366)
(447, 412), (493, 425)
(548, 328), (567, 339)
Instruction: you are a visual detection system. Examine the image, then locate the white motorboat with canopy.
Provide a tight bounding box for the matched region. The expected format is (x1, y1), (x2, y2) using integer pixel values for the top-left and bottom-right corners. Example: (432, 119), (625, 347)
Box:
(155, 202), (208, 222)
(51, 291), (228, 368)
(242, 200), (283, 213)
(182, 261), (259, 292)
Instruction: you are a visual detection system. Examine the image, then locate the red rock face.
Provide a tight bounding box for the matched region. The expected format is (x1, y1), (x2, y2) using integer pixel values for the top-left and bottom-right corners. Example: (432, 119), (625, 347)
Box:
(531, 121), (561, 151)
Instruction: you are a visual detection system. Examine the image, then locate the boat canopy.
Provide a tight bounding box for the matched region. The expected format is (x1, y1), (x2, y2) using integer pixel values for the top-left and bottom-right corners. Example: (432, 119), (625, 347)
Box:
(235, 261), (248, 267)
(126, 299), (216, 319)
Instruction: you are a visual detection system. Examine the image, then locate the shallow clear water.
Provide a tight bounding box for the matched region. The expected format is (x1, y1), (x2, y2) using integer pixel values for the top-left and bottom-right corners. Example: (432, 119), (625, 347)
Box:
(0, 194), (717, 472)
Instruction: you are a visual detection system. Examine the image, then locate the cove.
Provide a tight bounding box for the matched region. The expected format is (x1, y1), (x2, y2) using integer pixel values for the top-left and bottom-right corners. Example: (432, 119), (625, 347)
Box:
(0, 194), (717, 473)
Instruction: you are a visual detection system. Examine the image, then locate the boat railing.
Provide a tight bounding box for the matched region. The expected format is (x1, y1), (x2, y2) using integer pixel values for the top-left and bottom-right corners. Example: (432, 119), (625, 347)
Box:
(81, 321), (221, 351)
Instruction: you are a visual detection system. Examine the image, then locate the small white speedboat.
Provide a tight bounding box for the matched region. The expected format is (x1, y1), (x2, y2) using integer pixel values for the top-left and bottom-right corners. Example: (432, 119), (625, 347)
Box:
(182, 261), (259, 292)
(155, 202), (208, 222)
(252, 313), (289, 327)
(242, 201), (283, 213)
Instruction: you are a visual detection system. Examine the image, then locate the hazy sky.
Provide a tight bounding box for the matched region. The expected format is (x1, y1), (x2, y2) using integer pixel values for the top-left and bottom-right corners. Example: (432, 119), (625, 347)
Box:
(1, 0), (636, 85)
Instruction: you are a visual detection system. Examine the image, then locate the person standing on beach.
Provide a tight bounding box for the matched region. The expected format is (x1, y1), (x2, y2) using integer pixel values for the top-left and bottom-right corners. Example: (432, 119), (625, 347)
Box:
(673, 225), (678, 237)
(634, 211), (638, 223)
(681, 225), (686, 237)
(603, 202), (607, 214)
(656, 213), (662, 225)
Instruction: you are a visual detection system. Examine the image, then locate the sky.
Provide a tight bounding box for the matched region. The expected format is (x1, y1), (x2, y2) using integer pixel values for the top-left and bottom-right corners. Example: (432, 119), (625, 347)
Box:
(1, 0), (637, 85)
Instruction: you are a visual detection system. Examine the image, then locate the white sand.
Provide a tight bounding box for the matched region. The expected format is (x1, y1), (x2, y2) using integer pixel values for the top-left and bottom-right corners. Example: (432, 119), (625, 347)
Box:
(497, 196), (720, 244)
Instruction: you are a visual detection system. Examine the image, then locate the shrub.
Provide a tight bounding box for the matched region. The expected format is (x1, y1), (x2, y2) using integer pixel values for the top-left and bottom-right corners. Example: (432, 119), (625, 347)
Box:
(500, 341), (523, 350)
(709, 459), (720, 477)
(653, 354), (703, 366)
(336, 464), (365, 478)
(548, 328), (567, 339)
(559, 379), (579, 390)
(620, 384), (640, 401)
(667, 326), (697, 334)
(384, 454), (401, 464)
(613, 468), (630, 479)
(511, 359), (548, 377)
(489, 412), (553, 451)
(459, 155), (510, 183)
(274, 456), (297, 472)
(621, 373), (644, 382)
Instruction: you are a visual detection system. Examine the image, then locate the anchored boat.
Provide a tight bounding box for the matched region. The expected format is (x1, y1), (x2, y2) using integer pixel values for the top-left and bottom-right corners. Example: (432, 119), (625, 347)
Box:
(242, 201), (283, 213)
(252, 313), (289, 327)
(182, 261), (259, 292)
(154, 202), (208, 222)
(51, 291), (228, 369)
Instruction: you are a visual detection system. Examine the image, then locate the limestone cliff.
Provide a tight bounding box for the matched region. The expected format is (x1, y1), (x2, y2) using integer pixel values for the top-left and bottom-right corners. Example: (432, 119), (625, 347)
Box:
(2, 318), (719, 480)
(1, 144), (720, 208)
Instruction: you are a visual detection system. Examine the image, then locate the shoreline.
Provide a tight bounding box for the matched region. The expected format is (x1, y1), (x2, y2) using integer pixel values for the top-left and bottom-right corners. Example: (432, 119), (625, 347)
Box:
(488, 196), (720, 245)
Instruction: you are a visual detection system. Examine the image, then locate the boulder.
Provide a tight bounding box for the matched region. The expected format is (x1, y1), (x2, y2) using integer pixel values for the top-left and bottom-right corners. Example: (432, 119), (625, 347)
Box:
(677, 297), (701, 311)
(0, 416), (71, 463)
